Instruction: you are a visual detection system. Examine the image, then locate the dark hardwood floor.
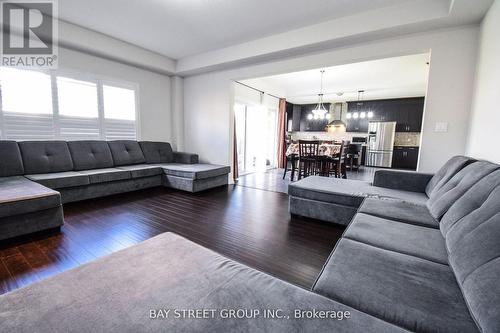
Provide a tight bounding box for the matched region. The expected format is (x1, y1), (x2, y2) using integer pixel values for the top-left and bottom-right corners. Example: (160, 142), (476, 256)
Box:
(0, 185), (344, 295)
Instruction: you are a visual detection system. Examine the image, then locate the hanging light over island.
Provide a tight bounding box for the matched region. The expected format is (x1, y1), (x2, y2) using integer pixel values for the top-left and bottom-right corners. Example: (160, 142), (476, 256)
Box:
(307, 70), (331, 121)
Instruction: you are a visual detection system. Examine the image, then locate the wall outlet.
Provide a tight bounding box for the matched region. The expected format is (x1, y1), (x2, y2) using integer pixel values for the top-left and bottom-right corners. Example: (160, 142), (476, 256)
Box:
(434, 122), (448, 132)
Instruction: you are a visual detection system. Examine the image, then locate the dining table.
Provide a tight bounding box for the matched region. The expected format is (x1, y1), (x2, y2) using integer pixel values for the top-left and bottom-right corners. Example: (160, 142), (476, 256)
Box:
(285, 142), (341, 157)
(284, 142), (342, 181)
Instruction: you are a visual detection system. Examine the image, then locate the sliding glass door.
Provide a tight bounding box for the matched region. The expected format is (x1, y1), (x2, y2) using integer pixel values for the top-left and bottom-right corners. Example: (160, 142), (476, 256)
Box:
(234, 102), (278, 176)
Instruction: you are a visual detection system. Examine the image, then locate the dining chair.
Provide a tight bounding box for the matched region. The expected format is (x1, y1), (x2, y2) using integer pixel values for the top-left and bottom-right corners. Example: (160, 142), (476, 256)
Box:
(331, 140), (349, 178)
(283, 154), (299, 181)
(346, 143), (362, 171)
(298, 140), (320, 180)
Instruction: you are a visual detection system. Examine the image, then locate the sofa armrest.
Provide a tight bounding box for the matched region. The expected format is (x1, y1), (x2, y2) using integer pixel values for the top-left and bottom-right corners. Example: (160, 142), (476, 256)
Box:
(173, 152), (199, 164)
(373, 170), (434, 193)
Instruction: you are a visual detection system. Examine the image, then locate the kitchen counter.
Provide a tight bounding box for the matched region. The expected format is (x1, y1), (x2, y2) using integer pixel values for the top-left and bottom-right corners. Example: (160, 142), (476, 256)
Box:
(394, 145), (419, 148)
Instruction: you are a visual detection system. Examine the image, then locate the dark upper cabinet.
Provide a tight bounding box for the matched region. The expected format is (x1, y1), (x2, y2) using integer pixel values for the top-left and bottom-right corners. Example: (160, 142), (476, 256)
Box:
(299, 103), (331, 132)
(345, 116), (369, 132)
(392, 146), (419, 170)
(292, 104), (302, 131)
(346, 97), (424, 133)
(285, 102), (302, 132)
(394, 98), (424, 132)
(407, 101), (424, 131)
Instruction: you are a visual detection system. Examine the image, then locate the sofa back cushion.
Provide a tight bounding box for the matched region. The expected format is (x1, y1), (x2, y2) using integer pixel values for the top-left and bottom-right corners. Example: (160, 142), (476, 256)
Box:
(425, 156), (475, 197)
(0, 141), (24, 177)
(18, 141), (73, 174)
(441, 170), (500, 333)
(107, 140), (145, 166)
(139, 141), (173, 164)
(427, 161), (499, 219)
(68, 141), (114, 170)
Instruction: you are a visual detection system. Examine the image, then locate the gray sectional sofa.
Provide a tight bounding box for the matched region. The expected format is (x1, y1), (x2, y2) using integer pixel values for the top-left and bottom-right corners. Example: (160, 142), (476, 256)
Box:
(0, 155), (499, 332)
(0, 140), (230, 241)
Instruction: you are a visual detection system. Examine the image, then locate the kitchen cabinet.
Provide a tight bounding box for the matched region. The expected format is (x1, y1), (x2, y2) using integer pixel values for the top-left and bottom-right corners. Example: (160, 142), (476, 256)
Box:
(346, 116), (369, 132)
(346, 97), (424, 133)
(392, 146), (419, 170)
(394, 98), (424, 132)
(285, 102), (302, 132)
(299, 103), (331, 132)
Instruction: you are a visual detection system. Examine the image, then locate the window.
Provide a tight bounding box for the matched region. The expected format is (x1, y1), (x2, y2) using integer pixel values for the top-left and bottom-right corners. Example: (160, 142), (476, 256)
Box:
(57, 77), (100, 140)
(57, 77), (99, 118)
(0, 68), (54, 140)
(102, 85), (137, 140)
(0, 67), (138, 140)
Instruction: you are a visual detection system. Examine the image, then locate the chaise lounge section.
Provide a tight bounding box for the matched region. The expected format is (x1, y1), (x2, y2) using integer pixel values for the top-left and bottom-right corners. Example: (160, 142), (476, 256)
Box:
(288, 155), (475, 225)
(0, 140), (230, 241)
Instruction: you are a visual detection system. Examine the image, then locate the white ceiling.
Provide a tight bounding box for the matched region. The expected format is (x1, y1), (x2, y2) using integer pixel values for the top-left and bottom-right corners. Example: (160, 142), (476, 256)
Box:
(56, 0), (415, 59)
(242, 54), (430, 104)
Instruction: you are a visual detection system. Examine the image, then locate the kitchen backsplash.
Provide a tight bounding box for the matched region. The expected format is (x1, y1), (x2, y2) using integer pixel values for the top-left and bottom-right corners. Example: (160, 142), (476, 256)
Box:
(394, 132), (421, 146)
(291, 131), (421, 146)
(291, 131), (368, 142)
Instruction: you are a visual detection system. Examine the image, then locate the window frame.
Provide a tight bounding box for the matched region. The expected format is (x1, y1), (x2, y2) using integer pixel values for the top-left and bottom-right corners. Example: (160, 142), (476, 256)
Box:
(0, 67), (140, 141)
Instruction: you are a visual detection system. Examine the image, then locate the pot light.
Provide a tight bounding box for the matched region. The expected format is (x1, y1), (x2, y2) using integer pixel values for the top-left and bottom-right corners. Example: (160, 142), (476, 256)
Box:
(367, 111), (374, 118)
(353, 112), (359, 119)
(346, 113), (352, 119)
(360, 112), (366, 119)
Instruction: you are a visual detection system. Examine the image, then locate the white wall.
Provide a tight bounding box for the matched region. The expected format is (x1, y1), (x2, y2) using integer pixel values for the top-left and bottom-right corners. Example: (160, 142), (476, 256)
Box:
(184, 26), (479, 174)
(171, 76), (185, 151)
(466, 0), (500, 163)
(58, 47), (174, 145)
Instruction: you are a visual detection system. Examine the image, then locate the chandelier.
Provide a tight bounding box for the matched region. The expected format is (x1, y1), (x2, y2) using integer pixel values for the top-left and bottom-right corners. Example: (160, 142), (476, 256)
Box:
(307, 70), (330, 121)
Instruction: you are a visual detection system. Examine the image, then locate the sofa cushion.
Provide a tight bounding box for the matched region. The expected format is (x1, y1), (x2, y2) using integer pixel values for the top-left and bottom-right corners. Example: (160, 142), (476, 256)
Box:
(116, 164), (162, 178)
(0, 232), (406, 333)
(107, 140), (146, 166)
(0, 176), (61, 218)
(313, 238), (477, 333)
(358, 198), (439, 228)
(427, 161), (499, 219)
(173, 152), (199, 164)
(425, 155), (475, 197)
(441, 169), (500, 238)
(0, 141), (24, 177)
(78, 168), (131, 184)
(138, 141), (173, 164)
(161, 163), (230, 180)
(344, 213), (448, 264)
(288, 176), (428, 207)
(25, 172), (90, 189)
(67, 141), (114, 170)
(440, 170), (500, 333)
(18, 141), (74, 174)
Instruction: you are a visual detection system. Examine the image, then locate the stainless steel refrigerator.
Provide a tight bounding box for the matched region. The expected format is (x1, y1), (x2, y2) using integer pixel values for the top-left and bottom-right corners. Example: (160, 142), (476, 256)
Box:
(366, 121), (396, 168)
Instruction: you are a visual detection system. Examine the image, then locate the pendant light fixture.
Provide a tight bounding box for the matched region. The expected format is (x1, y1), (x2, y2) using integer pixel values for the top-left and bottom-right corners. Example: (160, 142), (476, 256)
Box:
(346, 90), (373, 119)
(307, 70), (331, 121)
